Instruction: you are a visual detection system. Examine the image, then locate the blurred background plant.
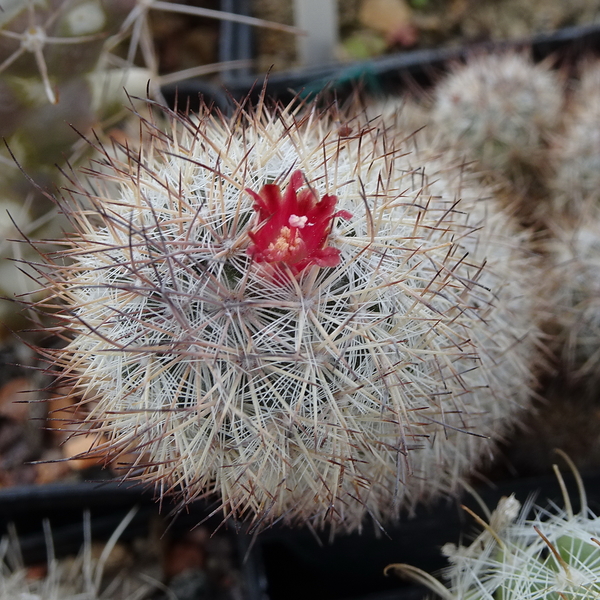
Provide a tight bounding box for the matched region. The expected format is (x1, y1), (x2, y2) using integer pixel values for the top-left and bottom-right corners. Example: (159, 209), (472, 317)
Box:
(0, 0), (299, 333)
(0, 508), (162, 600)
(431, 52), (563, 219)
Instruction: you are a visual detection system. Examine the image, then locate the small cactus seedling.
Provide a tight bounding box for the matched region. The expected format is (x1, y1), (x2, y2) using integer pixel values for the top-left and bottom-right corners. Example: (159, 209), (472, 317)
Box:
(386, 454), (600, 600)
(32, 100), (543, 532)
(432, 52), (562, 191)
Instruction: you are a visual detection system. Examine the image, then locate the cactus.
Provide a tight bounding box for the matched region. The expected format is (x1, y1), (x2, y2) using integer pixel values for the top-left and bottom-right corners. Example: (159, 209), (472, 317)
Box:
(386, 454), (600, 600)
(549, 61), (600, 217)
(0, 508), (155, 600)
(31, 99), (543, 532)
(0, 0), (148, 189)
(0, 0), (149, 328)
(432, 52), (562, 194)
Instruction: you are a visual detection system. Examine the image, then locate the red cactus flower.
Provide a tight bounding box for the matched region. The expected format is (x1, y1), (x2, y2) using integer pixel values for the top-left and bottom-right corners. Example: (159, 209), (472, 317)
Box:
(246, 170), (351, 276)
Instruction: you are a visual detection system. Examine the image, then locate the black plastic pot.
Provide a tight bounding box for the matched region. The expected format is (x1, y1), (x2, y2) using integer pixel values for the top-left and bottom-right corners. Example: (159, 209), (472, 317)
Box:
(0, 481), (214, 563)
(204, 1), (600, 109)
(165, 11), (600, 115)
(2, 470), (600, 600)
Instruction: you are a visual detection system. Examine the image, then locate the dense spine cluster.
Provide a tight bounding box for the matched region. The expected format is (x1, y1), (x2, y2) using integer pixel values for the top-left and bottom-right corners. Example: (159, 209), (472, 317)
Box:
(34, 99), (542, 532)
(387, 459), (600, 599)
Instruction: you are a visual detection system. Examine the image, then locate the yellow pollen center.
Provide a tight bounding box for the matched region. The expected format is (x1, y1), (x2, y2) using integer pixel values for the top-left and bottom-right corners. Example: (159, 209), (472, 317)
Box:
(267, 226), (302, 259)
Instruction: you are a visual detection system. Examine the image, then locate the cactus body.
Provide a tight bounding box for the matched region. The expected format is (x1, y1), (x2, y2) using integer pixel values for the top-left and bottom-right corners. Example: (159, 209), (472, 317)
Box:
(546, 217), (600, 381)
(36, 102), (543, 532)
(387, 462), (600, 600)
(550, 62), (600, 216)
(433, 53), (562, 186)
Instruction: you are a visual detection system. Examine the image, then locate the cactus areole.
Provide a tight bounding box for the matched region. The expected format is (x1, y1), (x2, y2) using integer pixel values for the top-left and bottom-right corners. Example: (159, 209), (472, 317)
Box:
(247, 170), (352, 276)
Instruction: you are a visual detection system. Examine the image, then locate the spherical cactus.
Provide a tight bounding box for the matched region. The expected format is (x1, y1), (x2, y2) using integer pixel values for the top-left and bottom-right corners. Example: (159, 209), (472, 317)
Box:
(387, 457), (600, 600)
(549, 61), (600, 216)
(432, 52), (562, 188)
(35, 101), (543, 532)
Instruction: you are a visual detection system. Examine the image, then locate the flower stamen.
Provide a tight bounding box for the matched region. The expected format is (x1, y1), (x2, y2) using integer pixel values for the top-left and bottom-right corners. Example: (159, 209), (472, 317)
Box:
(288, 214), (308, 228)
